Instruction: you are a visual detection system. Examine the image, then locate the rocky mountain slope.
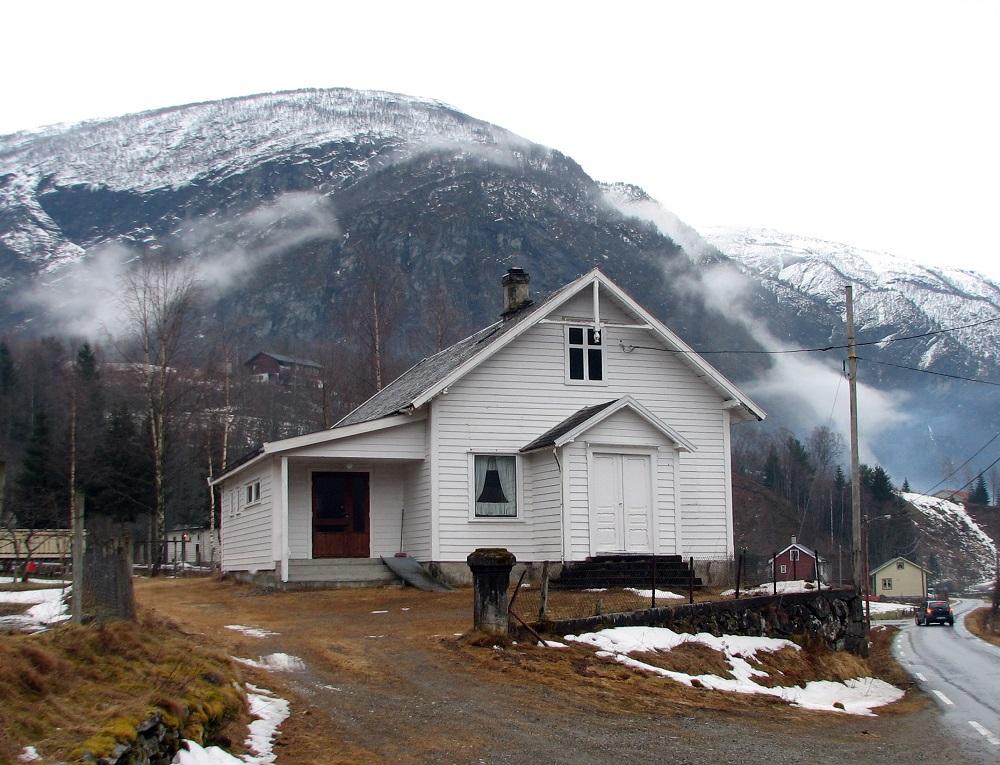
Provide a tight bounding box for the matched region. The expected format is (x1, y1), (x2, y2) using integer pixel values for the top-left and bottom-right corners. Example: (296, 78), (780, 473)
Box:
(1, 87), (997, 488)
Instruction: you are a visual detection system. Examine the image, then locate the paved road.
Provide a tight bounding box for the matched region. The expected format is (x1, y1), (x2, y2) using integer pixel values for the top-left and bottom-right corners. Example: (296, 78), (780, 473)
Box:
(894, 598), (1000, 764)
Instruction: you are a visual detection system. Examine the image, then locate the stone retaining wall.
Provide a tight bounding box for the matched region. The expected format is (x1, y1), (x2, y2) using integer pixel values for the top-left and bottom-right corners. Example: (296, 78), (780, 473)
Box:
(534, 588), (867, 654)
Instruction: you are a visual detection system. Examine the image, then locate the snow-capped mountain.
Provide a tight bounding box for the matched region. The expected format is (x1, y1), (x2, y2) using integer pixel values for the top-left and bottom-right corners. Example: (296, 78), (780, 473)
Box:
(902, 492), (997, 586)
(1, 87), (997, 491)
(703, 227), (1000, 374)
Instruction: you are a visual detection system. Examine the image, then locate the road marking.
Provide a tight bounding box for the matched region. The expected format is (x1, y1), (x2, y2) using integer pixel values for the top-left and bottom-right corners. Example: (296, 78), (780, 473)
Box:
(915, 672), (927, 682)
(969, 721), (1000, 746)
(932, 690), (954, 705)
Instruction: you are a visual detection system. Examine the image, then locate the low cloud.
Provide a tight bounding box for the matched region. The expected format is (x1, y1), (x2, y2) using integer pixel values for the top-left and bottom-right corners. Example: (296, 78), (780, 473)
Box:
(21, 192), (338, 338)
(678, 261), (909, 465)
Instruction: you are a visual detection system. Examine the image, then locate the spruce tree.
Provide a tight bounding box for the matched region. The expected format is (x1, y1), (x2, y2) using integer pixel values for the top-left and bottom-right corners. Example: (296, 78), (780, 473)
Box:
(901, 478), (911, 493)
(0, 342), (15, 394)
(14, 407), (66, 527)
(969, 476), (990, 506)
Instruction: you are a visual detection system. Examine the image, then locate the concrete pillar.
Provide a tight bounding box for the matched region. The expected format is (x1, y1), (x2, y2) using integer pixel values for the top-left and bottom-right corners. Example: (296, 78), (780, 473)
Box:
(467, 548), (516, 635)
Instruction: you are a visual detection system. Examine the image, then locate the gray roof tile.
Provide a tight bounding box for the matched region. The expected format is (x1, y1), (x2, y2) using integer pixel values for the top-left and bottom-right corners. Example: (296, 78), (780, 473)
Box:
(519, 400), (618, 453)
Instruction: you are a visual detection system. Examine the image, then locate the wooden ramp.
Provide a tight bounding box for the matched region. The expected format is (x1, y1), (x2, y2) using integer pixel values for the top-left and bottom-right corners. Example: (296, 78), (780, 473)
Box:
(381, 555), (453, 592)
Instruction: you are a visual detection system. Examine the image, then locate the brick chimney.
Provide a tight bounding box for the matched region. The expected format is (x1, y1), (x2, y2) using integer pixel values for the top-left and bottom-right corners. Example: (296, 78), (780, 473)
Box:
(501, 268), (531, 318)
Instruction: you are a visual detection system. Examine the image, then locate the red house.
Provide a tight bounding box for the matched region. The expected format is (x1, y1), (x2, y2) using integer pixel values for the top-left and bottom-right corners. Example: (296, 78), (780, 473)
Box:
(768, 537), (823, 582)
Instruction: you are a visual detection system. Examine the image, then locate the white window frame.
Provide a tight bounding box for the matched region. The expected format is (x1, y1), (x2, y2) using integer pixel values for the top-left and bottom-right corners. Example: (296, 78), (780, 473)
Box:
(882, 577), (893, 590)
(564, 325), (608, 385)
(244, 479), (261, 507)
(896, 561), (905, 570)
(229, 487), (241, 517)
(467, 451), (524, 522)
(790, 548), (800, 562)
(779, 564), (787, 574)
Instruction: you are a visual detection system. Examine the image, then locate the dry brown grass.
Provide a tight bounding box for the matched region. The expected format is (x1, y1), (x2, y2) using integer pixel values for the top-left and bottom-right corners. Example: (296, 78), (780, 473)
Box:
(966, 606), (1000, 649)
(0, 610), (245, 764)
(636, 642), (732, 677)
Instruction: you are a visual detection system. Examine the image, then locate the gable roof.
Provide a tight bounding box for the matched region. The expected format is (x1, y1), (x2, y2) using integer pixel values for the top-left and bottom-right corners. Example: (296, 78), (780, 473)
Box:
(768, 541), (823, 563)
(520, 396), (697, 453)
(870, 556), (930, 576)
(338, 269), (765, 428)
(247, 351), (321, 369)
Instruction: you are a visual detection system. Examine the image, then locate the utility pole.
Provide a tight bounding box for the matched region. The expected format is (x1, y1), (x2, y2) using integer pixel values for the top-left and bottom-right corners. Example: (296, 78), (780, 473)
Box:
(72, 490), (85, 622)
(846, 286), (863, 594)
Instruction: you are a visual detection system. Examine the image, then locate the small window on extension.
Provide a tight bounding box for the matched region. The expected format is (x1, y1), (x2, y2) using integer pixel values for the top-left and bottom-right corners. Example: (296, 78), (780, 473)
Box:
(567, 326), (604, 382)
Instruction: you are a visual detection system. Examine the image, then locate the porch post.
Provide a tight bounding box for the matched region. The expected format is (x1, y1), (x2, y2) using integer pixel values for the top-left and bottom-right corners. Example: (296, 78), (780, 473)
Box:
(280, 457), (289, 583)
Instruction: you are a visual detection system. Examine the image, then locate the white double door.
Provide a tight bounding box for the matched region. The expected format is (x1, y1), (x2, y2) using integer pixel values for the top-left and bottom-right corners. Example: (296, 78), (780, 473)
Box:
(591, 452), (653, 554)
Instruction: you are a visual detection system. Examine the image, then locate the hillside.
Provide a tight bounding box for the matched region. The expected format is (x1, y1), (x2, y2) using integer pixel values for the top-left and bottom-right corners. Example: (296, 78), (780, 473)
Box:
(733, 477), (999, 588)
(1, 87), (997, 486)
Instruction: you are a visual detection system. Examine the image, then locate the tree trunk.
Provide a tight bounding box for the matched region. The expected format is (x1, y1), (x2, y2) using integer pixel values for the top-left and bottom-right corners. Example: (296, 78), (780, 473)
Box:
(82, 513), (135, 623)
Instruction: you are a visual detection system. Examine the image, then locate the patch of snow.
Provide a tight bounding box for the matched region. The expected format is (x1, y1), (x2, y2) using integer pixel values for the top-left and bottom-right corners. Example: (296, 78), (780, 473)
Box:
(0, 586), (70, 632)
(624, 588), (685, 600)
(231, 653), (304, 672)
(538, 640), (568, 649)
(370, 610), (388, 614)
(225, 625), (278, 639)
(566, 626), (902, 716)
(865, 601), (915, 614)
(583, 588), (607, 592)
(18, 746), (41, 762)
(172, 683), (290, 765)
(721, 580), (819, 597)
(902, 492), (997, 578)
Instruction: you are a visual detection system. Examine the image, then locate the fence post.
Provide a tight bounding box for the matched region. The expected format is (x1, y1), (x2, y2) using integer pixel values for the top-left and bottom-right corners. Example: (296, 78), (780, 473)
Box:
(651, 555), (657, 609)
(538, 561), (550, 622)
(773, 552), (778, 595)
(688, 556), (694, 604)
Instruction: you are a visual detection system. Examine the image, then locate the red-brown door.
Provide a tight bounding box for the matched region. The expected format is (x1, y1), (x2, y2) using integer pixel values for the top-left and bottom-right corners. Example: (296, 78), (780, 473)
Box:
(312, 472), (370, 558)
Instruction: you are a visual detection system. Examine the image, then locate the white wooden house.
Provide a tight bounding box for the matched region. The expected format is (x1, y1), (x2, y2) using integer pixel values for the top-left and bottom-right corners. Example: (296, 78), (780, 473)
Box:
(213, 268), (765, 586)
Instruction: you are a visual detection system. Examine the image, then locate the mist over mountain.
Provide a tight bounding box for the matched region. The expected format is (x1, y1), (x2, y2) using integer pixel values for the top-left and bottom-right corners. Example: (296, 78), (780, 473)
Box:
(1, 87), (997, 489)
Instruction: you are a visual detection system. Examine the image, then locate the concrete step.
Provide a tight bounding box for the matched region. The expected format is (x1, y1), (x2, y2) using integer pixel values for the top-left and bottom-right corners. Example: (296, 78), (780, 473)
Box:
(286, 558), (400, 584)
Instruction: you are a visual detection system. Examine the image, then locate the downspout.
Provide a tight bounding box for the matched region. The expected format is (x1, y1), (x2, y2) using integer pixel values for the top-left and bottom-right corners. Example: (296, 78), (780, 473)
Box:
(553, 447), (565, 562)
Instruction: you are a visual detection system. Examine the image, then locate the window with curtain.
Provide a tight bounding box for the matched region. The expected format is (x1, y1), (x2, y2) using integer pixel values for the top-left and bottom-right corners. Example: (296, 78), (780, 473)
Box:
(473, 454), (517, 517)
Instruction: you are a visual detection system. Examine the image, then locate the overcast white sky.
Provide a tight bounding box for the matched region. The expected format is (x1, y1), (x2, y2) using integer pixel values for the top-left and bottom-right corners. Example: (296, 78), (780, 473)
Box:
(5, 1), (998, 277)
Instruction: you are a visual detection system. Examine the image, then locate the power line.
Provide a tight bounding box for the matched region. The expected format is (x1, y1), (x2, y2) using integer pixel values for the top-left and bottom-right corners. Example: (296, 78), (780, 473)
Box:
(620, 315), (1000, 356)
(949, 453), (1000, 501)
(919, 430), (1000, 498)
(858, 357), (1000, 387)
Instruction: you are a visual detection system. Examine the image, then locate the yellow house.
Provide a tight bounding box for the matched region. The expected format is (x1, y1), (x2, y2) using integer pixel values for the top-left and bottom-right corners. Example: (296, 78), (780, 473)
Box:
(871, 557), (929, 599)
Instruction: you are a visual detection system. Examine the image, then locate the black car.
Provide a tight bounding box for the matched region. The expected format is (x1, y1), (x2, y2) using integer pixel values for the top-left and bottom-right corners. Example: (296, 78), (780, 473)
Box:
(915, 600), (954, 626)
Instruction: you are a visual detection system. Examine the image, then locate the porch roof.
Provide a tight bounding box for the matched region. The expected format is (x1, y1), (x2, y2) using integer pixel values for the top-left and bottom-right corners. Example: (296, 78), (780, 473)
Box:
(519, 396), (697, 453)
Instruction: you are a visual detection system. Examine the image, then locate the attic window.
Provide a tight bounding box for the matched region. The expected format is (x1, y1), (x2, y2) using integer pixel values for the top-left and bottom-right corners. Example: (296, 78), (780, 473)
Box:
(566, 326), (604, 383)
(896, 561), (905, 570)
(790, 548), (800, 562)
(245, 480), (261, 506)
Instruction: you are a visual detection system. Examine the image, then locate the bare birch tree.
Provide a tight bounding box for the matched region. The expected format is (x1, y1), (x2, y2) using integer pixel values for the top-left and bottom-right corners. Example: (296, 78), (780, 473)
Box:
(120, 255), (199, 576)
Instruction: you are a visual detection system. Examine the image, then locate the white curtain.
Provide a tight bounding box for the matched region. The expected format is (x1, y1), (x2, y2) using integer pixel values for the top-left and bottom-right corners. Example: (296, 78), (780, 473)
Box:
(475, 455), (517, 517)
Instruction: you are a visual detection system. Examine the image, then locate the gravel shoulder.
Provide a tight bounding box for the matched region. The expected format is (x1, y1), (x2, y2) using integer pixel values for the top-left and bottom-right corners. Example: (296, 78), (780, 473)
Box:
(137, 577), (960, 764)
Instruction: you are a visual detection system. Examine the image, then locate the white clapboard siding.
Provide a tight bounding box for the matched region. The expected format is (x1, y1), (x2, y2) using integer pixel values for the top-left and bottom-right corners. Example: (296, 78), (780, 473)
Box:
(402, 459), (432, 560)
(283, 420), (425, 460)
(221, 460), (275, 572)
(433, 289), (733, 561)
(527, 450), (563, 559)
(286, 459), (405, 559)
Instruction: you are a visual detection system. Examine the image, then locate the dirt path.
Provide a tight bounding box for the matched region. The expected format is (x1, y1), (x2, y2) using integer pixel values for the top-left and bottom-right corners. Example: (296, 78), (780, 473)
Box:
(138, 577), (960, 764)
